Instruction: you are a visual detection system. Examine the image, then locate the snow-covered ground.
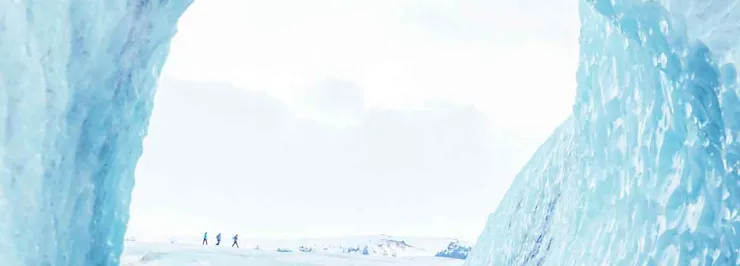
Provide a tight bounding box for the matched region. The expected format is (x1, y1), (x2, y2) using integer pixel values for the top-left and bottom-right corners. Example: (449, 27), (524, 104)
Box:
(122, 242), (465, 266)
(122, 235), (468, 265)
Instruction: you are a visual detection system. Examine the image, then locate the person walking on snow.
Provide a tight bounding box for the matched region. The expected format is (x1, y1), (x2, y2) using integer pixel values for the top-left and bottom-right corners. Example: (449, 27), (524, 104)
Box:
(202, 232), (208, 245)
(216, 233), (222, 246)
(232, 234), (239, 248)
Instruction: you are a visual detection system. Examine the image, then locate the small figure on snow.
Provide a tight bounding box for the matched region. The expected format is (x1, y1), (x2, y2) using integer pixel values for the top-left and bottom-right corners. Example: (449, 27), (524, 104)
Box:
(202, 232), (208, 245)
(216, 233), (222, 246)
(232, 234), (239, 248)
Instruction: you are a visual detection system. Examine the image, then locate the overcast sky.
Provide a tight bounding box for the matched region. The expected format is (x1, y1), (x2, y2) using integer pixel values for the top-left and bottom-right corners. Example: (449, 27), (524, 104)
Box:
(127, 0), (579, 242)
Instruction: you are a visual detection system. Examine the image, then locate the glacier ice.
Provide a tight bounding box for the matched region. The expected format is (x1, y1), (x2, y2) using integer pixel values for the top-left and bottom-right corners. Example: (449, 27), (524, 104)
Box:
(466, 0), (740, 265)
(0, 1), (190, 265)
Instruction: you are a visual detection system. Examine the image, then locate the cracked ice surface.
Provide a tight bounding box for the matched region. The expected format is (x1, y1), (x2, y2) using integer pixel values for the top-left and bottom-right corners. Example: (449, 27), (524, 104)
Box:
(467, 0), (740, 265)
(0, 1), (191, 265)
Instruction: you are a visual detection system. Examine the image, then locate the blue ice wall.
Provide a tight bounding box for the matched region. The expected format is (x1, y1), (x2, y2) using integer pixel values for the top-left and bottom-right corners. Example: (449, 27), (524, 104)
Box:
(467, 0), (740, 265)
(0, 1), (191, 265)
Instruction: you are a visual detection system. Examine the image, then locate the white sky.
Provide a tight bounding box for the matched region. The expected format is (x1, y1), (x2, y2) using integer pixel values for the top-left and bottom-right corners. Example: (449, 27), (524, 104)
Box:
(127, 0), (580, 242)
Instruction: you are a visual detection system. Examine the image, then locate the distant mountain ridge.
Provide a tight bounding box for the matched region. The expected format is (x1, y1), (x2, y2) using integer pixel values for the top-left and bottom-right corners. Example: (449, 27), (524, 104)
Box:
(125, 234), (472, 259)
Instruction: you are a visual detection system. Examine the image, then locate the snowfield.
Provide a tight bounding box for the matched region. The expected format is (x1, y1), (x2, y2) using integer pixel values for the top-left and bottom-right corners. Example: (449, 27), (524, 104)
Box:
(122, 242), (465, 266)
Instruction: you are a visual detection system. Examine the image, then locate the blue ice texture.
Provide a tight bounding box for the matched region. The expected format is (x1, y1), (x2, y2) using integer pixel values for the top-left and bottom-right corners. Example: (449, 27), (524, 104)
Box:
(467, 0), (740, 265)
(0, 1), (191, 265)
(4, 0), (740, 265)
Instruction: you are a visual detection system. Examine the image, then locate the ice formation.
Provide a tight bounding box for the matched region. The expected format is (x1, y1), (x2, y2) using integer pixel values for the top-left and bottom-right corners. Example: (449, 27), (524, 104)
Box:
(466, 0), (740, 265)
(0, 1), (191, 265)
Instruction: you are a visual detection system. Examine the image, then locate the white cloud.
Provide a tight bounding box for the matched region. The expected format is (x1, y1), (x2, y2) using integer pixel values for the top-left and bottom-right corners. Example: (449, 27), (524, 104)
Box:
(130, 77), (524, 241)
(135, 0), (581, 241)
(163, 0), (579, 129)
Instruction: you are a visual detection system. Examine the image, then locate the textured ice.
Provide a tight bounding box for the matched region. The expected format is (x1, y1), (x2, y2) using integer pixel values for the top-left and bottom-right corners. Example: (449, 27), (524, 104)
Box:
(0, 1), (190, 265)
(466, 0), (740, 265)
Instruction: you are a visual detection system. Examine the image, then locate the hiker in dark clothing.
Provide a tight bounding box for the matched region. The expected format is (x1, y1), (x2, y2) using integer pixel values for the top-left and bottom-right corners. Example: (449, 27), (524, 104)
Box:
(216, 233), (222, 246)
(232, 234), (239, 248)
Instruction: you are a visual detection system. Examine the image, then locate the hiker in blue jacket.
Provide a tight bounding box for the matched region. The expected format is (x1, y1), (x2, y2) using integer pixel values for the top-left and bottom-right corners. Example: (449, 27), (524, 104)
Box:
(232, 234), (239, 248)
(202, 232), (208, 245)
(216, 233), (222, 246)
